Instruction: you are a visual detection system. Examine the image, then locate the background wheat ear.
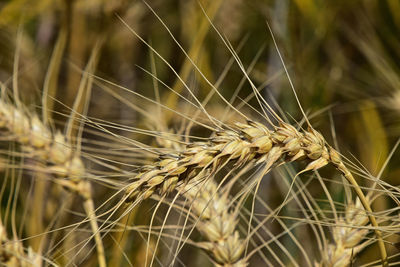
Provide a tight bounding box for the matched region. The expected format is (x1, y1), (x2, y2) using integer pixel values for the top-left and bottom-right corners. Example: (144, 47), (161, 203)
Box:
(0, 207), (44, 266)
(317, 197), (370, 267)
(0, 74), (107, 266)
(152, 128), (247, 266)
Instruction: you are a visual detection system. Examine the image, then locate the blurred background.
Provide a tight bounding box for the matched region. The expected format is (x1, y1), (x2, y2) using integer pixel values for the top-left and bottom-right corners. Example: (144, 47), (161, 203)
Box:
(0, 0), (399, 266)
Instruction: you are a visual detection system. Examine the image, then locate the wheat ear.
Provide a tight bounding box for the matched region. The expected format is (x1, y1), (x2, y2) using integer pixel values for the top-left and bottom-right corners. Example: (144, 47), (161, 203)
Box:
(182, 176), (247, 267)
(0, 219), (44, 267)
(0, 98), (106, 267)
(317, 198), (370, 267)
(154, 131), (247, 266)
(124, 120), (388, 265)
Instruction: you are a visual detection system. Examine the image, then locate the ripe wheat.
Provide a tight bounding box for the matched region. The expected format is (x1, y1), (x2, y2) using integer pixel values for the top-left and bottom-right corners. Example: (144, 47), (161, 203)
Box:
(124, 118), (388, 265)
(154, 131), (247, 266)
(0, 219), (43, 267)
(0, 2), (398, 266)
(317, 198), (369, 267)
(0, 95), (106, 267)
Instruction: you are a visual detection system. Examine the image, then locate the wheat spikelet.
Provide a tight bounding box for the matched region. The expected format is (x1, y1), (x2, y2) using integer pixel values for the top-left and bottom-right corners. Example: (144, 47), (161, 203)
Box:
(155, 131), (247, 266)
(0, 96), (106, 267)
(182, 176), (246, 267)
(0, 220), (44, 267)
(317, 198), (369, 267)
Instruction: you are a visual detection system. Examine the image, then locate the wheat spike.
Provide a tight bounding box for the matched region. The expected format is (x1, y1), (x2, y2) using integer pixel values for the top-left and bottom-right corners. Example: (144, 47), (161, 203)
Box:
(0, 220), (45, 267)
(317, 198), (370, 267)
(124, 118), (388, 265)
(182, 176), (247, 267)
(0, 97), (106, 267)
(153, 130), (247, 266)
(0, 99), (84, 187)
(124, 120), (329, 202)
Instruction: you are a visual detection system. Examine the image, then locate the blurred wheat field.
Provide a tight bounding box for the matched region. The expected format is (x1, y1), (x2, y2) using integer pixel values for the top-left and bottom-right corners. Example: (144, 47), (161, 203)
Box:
(0, 1), (400, 266)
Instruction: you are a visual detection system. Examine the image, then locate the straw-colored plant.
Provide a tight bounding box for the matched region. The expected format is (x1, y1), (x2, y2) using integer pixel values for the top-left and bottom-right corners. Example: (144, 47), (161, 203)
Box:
(0, 87), (106, 267)
(124, 117), (388, 265)
(317, 198), (370, 267)
(0, 213), (43, 266)
(1, 1), (400, 267)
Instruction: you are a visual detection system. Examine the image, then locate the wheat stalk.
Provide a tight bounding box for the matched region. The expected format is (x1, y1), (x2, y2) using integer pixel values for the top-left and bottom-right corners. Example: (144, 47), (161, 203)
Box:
(124, 119), (388, 265)
(0, 97), (106, 267)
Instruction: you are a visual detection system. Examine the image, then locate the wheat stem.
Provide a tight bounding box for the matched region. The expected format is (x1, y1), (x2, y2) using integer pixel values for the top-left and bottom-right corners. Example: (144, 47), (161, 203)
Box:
(83, 196), (107, 267)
